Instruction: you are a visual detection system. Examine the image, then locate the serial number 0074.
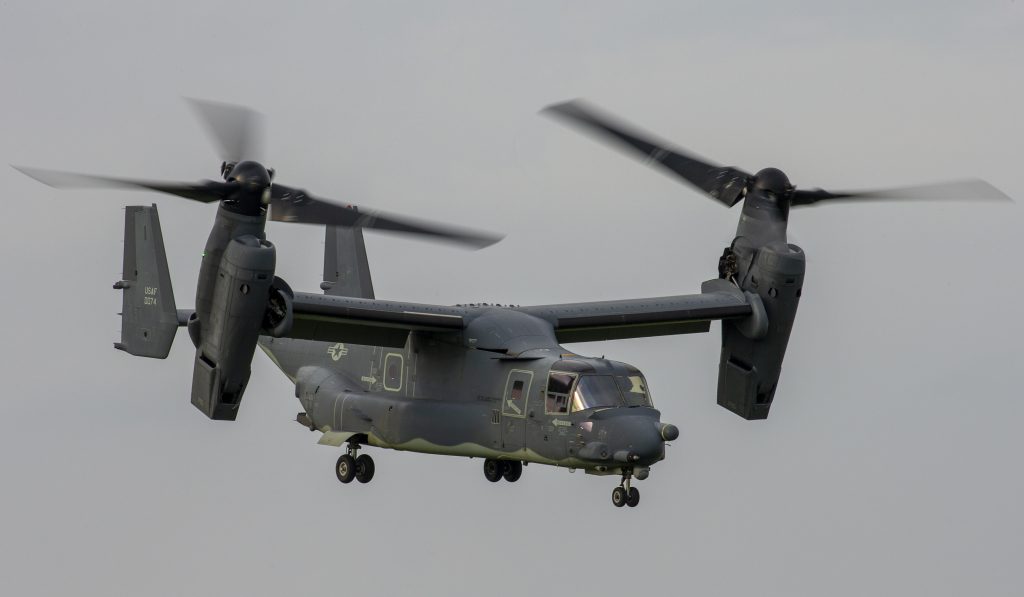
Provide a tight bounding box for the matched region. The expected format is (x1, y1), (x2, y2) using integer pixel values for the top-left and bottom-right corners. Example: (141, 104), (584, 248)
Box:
(144, 286), (158, 305)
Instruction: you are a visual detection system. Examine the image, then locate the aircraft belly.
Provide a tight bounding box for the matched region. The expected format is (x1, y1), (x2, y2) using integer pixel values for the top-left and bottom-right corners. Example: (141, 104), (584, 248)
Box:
(384, 397), (498, 450)
(311, 391), (499, 452)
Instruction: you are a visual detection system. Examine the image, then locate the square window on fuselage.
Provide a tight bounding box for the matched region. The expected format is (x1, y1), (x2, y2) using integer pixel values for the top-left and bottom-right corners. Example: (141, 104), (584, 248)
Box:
(546, 372), (576, 414)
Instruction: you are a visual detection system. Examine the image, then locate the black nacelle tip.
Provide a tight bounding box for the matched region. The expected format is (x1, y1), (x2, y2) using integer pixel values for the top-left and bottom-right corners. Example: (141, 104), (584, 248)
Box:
(753, 168), (792, 196)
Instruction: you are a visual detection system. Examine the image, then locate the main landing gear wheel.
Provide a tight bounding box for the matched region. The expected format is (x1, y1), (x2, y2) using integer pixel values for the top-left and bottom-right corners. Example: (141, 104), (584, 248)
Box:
(355, 454), (375, 484)
(483, 458), (503, 482)
(502, 461), (523, 482)
(336, 454), (356, 484)
(612, 486), (628, 507)
(626, 487), (640, 507)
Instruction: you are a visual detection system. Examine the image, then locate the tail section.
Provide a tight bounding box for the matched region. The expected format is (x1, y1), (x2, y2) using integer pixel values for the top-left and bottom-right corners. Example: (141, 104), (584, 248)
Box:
(113, 205), (185, 358)
(321, 225), (374, 299)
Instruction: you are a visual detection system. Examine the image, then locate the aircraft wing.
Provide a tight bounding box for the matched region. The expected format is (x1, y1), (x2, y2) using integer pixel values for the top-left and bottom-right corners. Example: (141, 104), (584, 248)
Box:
(515, 280), (754, 343)
(281, 280), (755, 347)
(284, 292), (466, 347)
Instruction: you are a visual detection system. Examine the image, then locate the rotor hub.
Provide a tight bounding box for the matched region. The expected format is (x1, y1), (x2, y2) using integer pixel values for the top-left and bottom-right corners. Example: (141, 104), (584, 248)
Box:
(220, 160), (272, 216)
(753, 168), (793, 197)
(224, 160), (272, 189)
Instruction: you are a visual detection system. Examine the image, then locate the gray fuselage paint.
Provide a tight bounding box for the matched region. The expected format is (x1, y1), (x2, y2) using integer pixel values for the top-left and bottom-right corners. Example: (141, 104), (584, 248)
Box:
(260, 306), (669, 473)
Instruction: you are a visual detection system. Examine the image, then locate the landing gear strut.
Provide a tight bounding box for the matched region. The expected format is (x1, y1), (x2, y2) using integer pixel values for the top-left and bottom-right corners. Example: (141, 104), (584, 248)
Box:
(484, 459), (523, 483)
(612, 469), (640, 508)
(336, 443), (375, 484)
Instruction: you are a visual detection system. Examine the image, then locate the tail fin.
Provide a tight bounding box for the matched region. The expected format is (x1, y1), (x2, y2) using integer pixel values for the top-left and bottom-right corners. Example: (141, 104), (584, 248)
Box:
(320, 225), (374, 299)
(113, 204), (184, 358)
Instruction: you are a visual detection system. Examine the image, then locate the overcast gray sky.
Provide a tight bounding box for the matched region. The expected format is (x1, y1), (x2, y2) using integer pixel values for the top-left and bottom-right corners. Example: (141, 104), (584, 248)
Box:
(2, 1), (1023, 596)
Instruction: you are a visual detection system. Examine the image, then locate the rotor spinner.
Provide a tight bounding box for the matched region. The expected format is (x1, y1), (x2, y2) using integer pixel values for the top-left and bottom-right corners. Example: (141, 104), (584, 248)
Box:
(220, 160), (275, 216)
(737, 167), (795, 247)
(752, 167), (793, 197)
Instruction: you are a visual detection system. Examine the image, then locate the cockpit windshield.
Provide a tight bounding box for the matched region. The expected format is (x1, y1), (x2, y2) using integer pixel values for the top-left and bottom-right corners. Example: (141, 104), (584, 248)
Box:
(570, 375), (624, 412)
(615, 374), (653, 407)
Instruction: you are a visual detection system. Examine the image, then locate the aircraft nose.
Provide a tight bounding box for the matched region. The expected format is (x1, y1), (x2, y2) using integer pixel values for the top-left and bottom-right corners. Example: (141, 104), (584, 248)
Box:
(578, 409), (676, 466)
(613, 414), (670, 464)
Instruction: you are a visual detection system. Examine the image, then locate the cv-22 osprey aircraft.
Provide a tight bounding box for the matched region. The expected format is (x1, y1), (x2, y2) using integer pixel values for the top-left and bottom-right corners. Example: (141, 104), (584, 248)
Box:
(16, 99), (1008, 507)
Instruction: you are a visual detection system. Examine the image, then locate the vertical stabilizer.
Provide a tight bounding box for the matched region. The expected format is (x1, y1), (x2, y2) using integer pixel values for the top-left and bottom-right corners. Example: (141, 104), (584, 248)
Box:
(321, 226), (374, 299)
(113, 205), (181, 358)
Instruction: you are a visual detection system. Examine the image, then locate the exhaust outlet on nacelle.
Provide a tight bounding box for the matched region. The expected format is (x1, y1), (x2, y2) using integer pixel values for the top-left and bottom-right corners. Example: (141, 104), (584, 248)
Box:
(186, 312), (202, 349)
(262, 276), (294, 338)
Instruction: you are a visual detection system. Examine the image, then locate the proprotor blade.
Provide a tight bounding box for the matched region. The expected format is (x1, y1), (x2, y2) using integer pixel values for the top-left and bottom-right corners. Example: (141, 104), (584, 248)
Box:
(791, 179), (1012, 206)
(542, 99), (751, 207)
(185, 98), (264, 164)
(270, 184), (503, 249)
(13, 166), (236, 203)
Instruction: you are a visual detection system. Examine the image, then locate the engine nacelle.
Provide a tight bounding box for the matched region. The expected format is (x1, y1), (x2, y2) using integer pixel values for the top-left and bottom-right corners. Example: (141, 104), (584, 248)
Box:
(716, 241), (805, 420)
(190, 235), (277, 420)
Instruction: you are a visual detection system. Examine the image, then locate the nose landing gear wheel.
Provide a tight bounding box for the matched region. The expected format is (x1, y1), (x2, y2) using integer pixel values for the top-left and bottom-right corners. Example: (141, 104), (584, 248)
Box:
(355, 454), (375, 483)
(483, 458), (503, 482)
(612, 486), (628, 507)
(336, 454), (356, 484)
(612, 468), (640, 508)
(502, 461), (523, 482)
(626, 487), (640, 507)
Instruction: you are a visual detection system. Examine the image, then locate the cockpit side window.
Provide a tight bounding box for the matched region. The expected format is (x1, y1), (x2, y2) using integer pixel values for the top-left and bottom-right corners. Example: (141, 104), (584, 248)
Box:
(615, 375), (652, 406)
(571, 375), (624, 412)
(546, 372), (577, 414)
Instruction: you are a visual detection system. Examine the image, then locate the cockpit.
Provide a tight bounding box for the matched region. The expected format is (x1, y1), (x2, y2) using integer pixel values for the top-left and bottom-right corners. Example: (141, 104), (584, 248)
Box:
(545, 360), (653, 414)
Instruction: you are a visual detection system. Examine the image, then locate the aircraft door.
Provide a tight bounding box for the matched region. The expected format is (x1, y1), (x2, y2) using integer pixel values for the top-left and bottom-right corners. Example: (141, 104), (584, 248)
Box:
(532, 371), (576, 462)
(500, 369), (532, 453)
